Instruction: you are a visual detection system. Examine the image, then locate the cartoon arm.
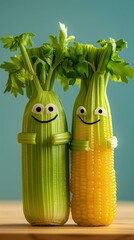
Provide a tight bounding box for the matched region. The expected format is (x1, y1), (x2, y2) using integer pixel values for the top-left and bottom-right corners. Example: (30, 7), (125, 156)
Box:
(17, 133), (36, 144)
(107, 136), (118, 149)
(52, 132), (72, 145)
(70, 139), (90, 151)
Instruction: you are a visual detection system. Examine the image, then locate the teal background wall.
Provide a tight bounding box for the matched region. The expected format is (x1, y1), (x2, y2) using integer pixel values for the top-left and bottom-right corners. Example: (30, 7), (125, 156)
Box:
(0, 0), (134, 200)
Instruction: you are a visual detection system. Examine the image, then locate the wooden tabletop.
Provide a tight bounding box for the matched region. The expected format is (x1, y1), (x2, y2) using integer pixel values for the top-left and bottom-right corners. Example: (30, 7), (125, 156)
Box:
(0, 201), (134, 240)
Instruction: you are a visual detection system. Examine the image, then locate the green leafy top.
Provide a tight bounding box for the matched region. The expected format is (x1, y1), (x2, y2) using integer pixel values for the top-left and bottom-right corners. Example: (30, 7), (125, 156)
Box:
(0, 23), (75, 98)
(0, 32), (35, 52)
(0, 55), (33, 97)
(1, 25), (134, 96)
(57, 38), (134, 91)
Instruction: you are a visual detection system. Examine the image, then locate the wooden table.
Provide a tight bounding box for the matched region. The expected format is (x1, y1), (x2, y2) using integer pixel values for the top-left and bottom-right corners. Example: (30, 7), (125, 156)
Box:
(0, 201), (134, 240)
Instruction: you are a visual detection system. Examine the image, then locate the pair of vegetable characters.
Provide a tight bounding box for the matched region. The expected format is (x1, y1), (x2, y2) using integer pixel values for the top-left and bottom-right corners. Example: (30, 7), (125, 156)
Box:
(0, 23), (134, 226)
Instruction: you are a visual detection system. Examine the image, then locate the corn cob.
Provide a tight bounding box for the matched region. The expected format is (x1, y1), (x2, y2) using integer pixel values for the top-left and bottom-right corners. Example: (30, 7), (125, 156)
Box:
(71, 72), (117, 226)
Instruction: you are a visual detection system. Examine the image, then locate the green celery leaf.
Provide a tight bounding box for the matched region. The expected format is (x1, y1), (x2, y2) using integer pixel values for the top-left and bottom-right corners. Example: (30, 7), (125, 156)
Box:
(0, 61), (19, 72)
(58, 75), (70, 91)
(4, 73), (24, 97)
(42, 43), (53, 58)
(49, 22), (75, 70)
(97, 39), (107, 47)
(16, 68), (33, 82)
(59, 22), (75, 48)
(49, 35), (59, 49)
(75, 62), (88, 78)
(110, 52), (125, 63)
(0, 36), (19, 51)
(10, 56), (23, 67)
(59, 22), (67, 48)
(41, 44), (54, 66)
(98, 38), (127, 52)
(69, 78), (76, 85)
(107, 60), (134, 83)
(57, 42), (89, 90)
(116, 39), (127, 51)
(20, 32), (35, 46)
(1, 53), (33, 97)
(0, 33), (35, 51)
(66, 70), (78, 78)
(0, 55), (23, 72)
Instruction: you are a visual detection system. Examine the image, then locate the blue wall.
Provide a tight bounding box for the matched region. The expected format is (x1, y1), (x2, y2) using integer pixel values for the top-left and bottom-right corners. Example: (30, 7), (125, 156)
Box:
(0, 0), (134, 200)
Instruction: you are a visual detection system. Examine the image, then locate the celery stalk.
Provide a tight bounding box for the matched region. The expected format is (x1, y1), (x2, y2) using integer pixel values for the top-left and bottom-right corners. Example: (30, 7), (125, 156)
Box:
(0, 23), (74, 225)
(20, 90), (70, 225)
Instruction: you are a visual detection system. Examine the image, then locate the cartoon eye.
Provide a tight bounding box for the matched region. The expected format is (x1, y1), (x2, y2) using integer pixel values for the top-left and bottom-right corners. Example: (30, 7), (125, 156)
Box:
(32, 104), (45, 114)
(95, 107), (107, 116)
(76, 106), (87, 115)
(45, 103), (58, 114)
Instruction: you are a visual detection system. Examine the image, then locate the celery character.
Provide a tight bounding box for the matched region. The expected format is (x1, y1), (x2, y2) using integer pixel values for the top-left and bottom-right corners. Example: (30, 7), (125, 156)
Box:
(0, 23), (74, 225)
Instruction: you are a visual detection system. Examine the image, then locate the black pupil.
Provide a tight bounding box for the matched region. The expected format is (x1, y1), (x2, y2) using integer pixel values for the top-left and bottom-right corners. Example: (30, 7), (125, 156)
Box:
(80, 108), (85, 114)
(98, 109), (103, 114)
(36, 106), (42, 112)
(48, 106), (54, 112)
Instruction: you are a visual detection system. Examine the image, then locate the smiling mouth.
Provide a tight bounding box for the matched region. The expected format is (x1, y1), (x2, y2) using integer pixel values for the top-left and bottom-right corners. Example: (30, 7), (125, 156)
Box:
(32, 114), (58, 123)
(79, 116), (100, 125)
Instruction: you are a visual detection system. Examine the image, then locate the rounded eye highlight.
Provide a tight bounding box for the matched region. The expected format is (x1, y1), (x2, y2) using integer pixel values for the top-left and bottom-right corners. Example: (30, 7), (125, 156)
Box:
(76, 106), (87, 115)
(95, 107), (107, 116)
(46, 103), (58, 114)
(32, 103), (45, 114)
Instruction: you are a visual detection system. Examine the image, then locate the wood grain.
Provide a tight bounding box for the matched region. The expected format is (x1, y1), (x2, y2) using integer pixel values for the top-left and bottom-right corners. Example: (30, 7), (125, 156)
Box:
(0, 201), (134, 240)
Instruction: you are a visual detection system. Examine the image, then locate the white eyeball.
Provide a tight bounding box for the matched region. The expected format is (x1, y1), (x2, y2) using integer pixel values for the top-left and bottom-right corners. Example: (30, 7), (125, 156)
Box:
(45, 103), (58, 114)
(95, 107), (107, 116)
(76, 106), (87, 115)
(32, 103), (44, 114)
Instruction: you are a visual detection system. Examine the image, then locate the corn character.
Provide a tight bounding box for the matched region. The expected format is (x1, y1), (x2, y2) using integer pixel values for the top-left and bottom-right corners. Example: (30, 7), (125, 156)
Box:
(71, 72), (117, 226)
(58, 39), (134, 226)
(69, 40), (134, 226)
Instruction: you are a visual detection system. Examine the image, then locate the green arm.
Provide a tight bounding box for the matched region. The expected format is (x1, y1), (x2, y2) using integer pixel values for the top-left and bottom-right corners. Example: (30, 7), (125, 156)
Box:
(52, 132), (72, 145)
(17, 133), (36, 144)
(70, 139), (90, 151)
(107, 136), (118, 149)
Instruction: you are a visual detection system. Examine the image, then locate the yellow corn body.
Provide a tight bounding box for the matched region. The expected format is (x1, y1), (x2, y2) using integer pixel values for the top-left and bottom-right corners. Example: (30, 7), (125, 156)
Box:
(71, 73), (117, 226)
